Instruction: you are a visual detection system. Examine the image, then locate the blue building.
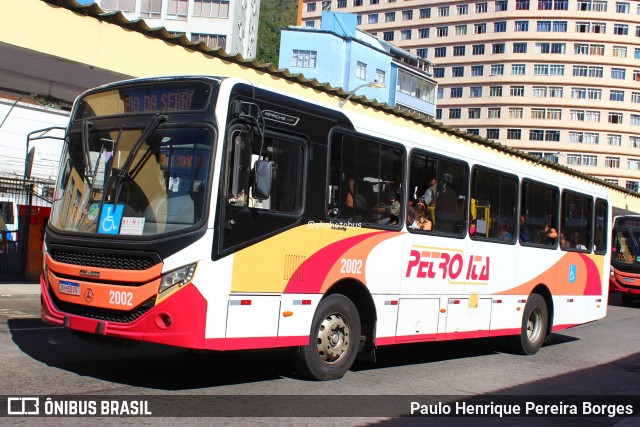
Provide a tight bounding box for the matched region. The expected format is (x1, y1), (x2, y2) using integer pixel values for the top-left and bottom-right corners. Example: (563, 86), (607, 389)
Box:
(278, 12), (436, 118)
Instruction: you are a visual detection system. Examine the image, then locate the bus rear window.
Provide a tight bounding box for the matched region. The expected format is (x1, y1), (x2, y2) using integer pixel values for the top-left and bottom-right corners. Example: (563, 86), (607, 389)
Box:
(75, 81), (212, 119)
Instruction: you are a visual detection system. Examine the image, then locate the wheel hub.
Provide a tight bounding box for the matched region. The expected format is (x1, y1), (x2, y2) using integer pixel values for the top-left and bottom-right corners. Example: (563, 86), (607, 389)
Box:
(317, 313), (350, 363)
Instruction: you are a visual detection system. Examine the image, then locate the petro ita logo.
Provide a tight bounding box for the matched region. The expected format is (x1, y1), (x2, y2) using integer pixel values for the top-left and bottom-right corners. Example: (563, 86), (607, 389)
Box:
(7, 397), (39, 415)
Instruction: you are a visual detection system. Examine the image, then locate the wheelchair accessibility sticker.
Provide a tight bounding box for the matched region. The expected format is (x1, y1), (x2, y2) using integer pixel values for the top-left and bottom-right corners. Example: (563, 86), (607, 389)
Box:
(98, 204), (123, 234)
(568, 264), (577, 283)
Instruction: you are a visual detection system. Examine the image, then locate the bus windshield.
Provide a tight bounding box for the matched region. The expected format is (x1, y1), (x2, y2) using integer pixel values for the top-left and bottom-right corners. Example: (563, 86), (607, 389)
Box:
(49, 124), (213, 236)
(613, 226), (640, 264)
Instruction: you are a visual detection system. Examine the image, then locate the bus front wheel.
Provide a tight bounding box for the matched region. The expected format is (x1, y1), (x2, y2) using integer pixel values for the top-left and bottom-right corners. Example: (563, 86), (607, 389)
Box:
(509, 293), (548, 355)
(293, 294), (361, 381)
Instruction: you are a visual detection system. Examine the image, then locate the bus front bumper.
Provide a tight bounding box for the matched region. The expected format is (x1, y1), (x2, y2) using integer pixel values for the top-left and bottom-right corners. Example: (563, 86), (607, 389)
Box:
(40, 275), (208, 349)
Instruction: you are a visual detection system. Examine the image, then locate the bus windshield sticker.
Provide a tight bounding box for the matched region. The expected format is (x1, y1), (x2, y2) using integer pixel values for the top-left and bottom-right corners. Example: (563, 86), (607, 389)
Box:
(262, 110), (300, 126)
(98, 204), (123, 234)
(120, 217), (145, 235)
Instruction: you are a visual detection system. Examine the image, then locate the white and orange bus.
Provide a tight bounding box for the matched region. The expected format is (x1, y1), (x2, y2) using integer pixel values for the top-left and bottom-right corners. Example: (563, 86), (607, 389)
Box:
(41, 76), (610, 380)
(611, 215), (640, 305)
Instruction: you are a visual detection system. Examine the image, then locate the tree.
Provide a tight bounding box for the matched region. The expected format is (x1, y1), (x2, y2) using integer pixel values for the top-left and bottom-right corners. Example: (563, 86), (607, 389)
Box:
(256, 0), (298, 66)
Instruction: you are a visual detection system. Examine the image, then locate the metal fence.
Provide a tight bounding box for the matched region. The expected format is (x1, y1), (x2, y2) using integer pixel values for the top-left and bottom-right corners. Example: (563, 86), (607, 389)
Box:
(0, 176), (54, 282)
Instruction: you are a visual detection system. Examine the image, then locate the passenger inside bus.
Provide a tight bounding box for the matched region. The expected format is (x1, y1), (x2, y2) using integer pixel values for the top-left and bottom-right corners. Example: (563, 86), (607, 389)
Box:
(538, 221), (558, 245)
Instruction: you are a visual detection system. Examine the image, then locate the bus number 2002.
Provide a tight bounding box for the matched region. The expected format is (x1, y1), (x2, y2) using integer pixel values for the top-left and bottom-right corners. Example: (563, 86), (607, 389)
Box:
(340, 258), (363, 275)
(109, 290), (133, 306)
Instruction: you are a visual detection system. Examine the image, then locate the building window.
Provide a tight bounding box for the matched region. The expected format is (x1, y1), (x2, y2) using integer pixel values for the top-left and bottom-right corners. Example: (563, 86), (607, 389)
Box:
(616, 1), (630, 13)
(353, 0), (363, 6)
(515, 21), (529, 31)
(507, 129), (522, 140)
(533, 87), (547, 97)
(191, 33), (226, 49)
(368, 14), (378, 24)
(450, 87), (463, 98)
(291, 49), (317, 68)
(496, 1), (508, 11)
(469, 108), (481, 118)
(457, 4), (468, 14)
(433, 67), (444, 78)
(434, 47), (446, 57)
(437, 26), (449, 37)
(102, 0), (136, 11)
(401, 29), (412, 40)
(546, 130), (560, 141)
(513, 42), (527, 53)
(476, 3), (488, 13)
(583, 155), (598, 166)
(538, 0), (552, 10)
(627, 181), (640, 192)
(490, 86), (503, 97)
(516, 0), (530, 10)
(487, 129), (500, 139)
(337, 0), (347, 7)
(455, 25), (468, 36)
(385, 12), (395, 22)
(491, 64), (504, 75)
(614, 24), (629, 35)
(511, 64), (526, 75)
(419, 28), (430, 38)
(572, 87), (586, 99)
(356, 61), (367, 80)
(586, 111), (601, 122)
(510, 86), (525, 96)
(606, 157), (621, 168)
(553, 21), (568, 32)
(494, 21), (507, 32)
(608, 134), (622, 146)
(474, 23), (487, 34)
(438, 5), (450, 16)
(611, 68), (626, 79)
(573, 65), (587, 77)
(537, 20), (551, 32)
(449, 108), (462, 119)
(570, 110), (585, 121)
(531, 108), (546, 119)
(509, 107), (523, 118)
(610, 90), (625, 101)
(467, 129), (480, 136)
(488, 107), (501, 118)
(140, 0), (162, 18)
(473, 44), (485, 55)
(554, 0), (568, 10)
(631, 114), (640, 125)
(416, 48), (428, 58)
(630, 136), (640, 148)
(419, 8), (431, 18)
(402, 10), (413, 20)
(609, 112), (623, 124)
(383, 31), (394, 41)
(376, 69), (386, 84)
(569, 132), (583, 143)
(471, 65), (484, 76)
(453, 45), (466, 56)
(632, 92), (640, 103)
(452, 66), (464, 77)
(530, 130), (544, 141)
(492, 43), (506, 54)
(567, 154), (582, 165)
(613, 46), (628, 57)
(306, 2), (316, 12)
(436, 109), (442, 120)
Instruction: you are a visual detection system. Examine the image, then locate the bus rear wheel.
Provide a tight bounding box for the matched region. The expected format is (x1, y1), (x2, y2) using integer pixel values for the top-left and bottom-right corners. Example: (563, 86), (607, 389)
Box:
(509, 293), (548, 355)
(293, 294), (361, 381)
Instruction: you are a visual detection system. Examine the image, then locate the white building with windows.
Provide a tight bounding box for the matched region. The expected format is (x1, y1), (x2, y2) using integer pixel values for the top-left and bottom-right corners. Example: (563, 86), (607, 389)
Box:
(299, 0), (640, 189)
(95, 0), (260, 59)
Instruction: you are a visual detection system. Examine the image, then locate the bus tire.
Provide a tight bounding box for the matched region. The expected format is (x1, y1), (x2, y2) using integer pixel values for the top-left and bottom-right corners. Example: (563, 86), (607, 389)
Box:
(509, 293), (548, 355)
(293, 294), (361, 381)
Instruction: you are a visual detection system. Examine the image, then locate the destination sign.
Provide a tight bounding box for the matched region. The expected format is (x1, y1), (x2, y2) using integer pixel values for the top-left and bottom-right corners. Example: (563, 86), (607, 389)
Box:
(75, 82), (211, 119)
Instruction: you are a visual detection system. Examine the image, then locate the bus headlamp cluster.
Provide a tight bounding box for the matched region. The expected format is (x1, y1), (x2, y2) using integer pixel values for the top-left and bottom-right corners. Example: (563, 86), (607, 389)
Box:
(159, 263), (197, 293)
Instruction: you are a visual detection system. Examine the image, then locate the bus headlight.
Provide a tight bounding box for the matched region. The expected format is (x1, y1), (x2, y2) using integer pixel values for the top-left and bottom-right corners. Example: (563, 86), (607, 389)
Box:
(610, 266), (615, 277)
(159, 263), (197, 293)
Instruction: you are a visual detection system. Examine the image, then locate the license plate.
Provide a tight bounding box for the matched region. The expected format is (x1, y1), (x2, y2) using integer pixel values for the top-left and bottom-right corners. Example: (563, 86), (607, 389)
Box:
(59, 280), (80, 296)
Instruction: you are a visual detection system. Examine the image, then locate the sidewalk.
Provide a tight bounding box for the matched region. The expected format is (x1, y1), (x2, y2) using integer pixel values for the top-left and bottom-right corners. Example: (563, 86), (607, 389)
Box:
(0, 282), (41, 299)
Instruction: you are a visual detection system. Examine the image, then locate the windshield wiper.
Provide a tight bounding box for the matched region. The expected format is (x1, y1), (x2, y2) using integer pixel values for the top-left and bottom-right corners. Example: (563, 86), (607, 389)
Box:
(112, 113), (166, 206)
(81, 119), (95, 182)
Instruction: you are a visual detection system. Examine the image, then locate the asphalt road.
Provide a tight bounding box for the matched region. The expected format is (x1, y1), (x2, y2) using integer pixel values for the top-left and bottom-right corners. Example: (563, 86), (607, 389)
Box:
(0, 293), (639, 426)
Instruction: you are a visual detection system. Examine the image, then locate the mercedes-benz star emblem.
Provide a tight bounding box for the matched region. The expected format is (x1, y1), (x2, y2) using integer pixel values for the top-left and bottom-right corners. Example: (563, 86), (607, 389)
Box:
(84, 288), (94, 303)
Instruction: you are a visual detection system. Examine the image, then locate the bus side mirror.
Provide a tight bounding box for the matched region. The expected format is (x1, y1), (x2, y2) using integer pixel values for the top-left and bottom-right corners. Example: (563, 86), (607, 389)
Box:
(252, 160), (273, 200)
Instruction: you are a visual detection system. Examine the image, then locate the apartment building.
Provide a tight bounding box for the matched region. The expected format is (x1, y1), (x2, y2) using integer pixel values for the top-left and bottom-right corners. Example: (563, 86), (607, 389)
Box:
(95, 0), (260, 59)
(299, 0), (640, 188)
(280, 12), (437, 117)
